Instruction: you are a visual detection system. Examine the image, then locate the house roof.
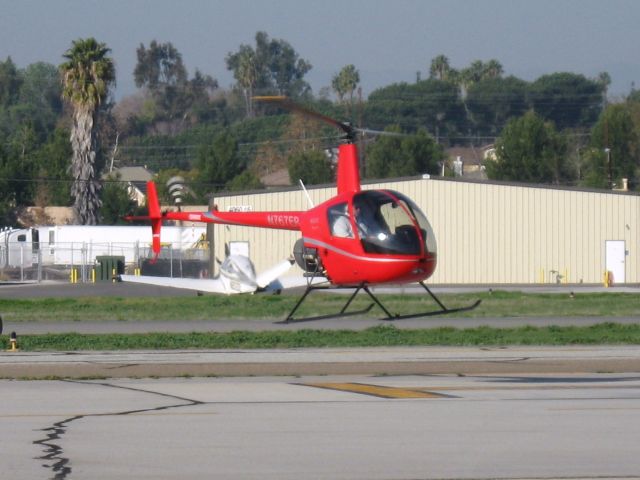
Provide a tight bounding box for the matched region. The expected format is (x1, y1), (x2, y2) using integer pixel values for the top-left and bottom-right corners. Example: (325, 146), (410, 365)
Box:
(445, 145), (494, 166)
(260, 168), (291, 187)
(103, 166), (154, 183)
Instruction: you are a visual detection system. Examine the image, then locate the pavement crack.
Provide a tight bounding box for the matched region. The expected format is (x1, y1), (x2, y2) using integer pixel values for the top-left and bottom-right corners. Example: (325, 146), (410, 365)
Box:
(32, 380), (203, 480)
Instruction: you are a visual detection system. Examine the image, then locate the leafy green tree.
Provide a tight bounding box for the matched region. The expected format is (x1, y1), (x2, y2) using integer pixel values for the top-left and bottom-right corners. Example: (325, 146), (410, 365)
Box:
(134, 40), (218, 130)
(17, 62), (62, 141)
(465, 76), (528, 136)
(528, 72), (604, 130)
(0, 57), (22, 108)
(628, 88), (640, 104)
(226, 170), (264, 191)
(365, 127), (443, 179)
(0, 134), (34, 224)
(487, 111), (571, 184)
(134, 40), (187, 91)
(33, 127), (73, 206)
(0, 57), (24, 140)
(99, 173), (138, 224)
(287, 149), (333, 185)
(262, 34), (312, 97)
(60, 38), (115, 225)
(226, 31), (312, 101)
(0, 141), (15, 224)
(366, 80), (465, 140)
(1, 124), (39, 209)
(581, 103), (640, 189)
(196, 130), (242, 196)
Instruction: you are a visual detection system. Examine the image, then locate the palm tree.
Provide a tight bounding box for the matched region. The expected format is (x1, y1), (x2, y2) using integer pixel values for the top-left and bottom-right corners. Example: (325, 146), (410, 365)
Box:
(237, 47), (257, 118)
(332, 64), (360, 117)
(429, 55), (452, 81)
(60, 38), (115, 224)
(226, 45), (258, 118)
(483, 59), (504, 79)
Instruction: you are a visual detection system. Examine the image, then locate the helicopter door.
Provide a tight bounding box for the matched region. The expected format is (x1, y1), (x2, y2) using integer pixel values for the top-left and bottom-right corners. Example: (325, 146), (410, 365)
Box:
(328, 202), (354, 239)
(353, 191), (425, 256)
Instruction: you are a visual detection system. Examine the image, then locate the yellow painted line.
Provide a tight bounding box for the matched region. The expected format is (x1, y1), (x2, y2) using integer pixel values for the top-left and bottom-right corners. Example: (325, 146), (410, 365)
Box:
(303, 382), (449, 399)
(421, 384), (640, 392)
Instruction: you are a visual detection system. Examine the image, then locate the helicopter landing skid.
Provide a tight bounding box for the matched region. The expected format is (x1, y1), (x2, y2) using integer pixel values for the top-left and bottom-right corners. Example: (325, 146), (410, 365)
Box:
(277, 284), (376, 324)
(377, 281), (482, 320)
(278, 281), (481, 323)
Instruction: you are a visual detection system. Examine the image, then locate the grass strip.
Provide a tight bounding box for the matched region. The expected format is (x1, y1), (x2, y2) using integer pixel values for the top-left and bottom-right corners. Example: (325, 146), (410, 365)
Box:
(3, 323), (640, 351)
(0, 291), (639, 322)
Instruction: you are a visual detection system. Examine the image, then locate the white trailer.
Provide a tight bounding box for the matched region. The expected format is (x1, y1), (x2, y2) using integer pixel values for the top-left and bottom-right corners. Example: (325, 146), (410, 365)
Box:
(0, 227), (39, 268)
(0, 225), (206, 267)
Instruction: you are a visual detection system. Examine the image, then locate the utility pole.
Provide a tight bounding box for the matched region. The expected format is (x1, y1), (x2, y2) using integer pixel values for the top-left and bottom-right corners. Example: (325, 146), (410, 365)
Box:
(605, 148), (612, 189)
(357, 87), (365, 178)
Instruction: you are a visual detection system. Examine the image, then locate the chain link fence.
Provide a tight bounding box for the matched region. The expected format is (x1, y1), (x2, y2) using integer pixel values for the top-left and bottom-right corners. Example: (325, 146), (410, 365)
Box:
(0, 242), (209, 283)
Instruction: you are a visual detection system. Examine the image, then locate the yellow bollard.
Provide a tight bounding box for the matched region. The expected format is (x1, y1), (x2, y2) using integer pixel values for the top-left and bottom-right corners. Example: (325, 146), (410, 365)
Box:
(8, 332), (18, 352)
(91, 268), (96, 283)
(603, 270), (611, 288)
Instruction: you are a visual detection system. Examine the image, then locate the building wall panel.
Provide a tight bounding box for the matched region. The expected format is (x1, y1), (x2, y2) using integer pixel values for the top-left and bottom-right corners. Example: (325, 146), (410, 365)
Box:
(210, 178), (639, 285)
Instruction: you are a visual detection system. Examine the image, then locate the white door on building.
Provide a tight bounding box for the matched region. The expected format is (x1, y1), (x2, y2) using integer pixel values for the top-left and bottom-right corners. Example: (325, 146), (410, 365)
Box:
(228, 241), (249, 257)
(605, 240), (626, 284)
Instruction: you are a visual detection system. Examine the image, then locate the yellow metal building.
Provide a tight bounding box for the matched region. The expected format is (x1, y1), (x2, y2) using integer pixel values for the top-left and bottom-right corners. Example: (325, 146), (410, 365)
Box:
(208, 177), (639, 285)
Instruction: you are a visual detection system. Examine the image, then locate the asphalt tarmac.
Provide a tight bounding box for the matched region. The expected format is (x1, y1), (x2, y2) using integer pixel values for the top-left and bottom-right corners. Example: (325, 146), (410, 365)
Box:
(3, 373), (640, 479)
(2, 282), (639, 479)
(3, 345), (640, 378)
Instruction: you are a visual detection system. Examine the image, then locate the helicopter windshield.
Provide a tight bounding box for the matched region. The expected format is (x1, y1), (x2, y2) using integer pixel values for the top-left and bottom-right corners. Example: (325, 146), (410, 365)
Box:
(352, 190), (436, 256)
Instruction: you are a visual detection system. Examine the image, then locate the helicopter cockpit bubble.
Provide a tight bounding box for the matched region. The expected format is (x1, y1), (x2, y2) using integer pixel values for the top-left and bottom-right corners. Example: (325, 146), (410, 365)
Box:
(353, 190), (436, 256)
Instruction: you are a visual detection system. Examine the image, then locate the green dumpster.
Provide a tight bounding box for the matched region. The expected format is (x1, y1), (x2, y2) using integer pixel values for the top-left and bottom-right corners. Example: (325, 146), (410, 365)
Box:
(95, 255), (125, 282)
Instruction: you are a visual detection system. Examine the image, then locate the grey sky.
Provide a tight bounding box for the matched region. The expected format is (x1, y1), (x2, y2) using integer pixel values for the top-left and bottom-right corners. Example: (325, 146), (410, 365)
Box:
(1, 0), (638, 99)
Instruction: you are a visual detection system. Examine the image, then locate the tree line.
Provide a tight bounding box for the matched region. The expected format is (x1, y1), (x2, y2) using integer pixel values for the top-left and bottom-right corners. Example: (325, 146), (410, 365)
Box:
(0, 32), (639, 226)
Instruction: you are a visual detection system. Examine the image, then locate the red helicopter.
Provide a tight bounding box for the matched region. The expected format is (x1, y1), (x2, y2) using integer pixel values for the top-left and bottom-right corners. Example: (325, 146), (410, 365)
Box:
(127, 96), (480, 322)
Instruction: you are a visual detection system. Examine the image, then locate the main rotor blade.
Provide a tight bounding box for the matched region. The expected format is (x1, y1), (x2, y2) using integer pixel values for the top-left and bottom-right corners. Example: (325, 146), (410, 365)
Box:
(254, 95), (354, 138)
(355, 127), (408, 138)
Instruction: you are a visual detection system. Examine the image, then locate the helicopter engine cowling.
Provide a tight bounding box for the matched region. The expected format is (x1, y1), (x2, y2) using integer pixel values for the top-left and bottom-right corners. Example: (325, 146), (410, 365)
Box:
(293, 238), (323, 274)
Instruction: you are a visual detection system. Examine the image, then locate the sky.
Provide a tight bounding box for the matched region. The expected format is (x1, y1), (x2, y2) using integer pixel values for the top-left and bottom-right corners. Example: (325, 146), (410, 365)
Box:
(1, 0), (639, 100)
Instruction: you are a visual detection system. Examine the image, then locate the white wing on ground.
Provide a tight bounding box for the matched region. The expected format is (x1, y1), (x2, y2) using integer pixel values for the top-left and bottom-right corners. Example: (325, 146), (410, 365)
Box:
(256, 259), (295, 289)
(263, 274), (329, 292)
(119, 258), (301, 295)
(119, 275), (235, 294)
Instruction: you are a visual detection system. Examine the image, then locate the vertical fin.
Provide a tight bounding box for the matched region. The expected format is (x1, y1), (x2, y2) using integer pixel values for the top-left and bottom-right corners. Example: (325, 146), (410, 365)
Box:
(146, 181), (162, 258)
